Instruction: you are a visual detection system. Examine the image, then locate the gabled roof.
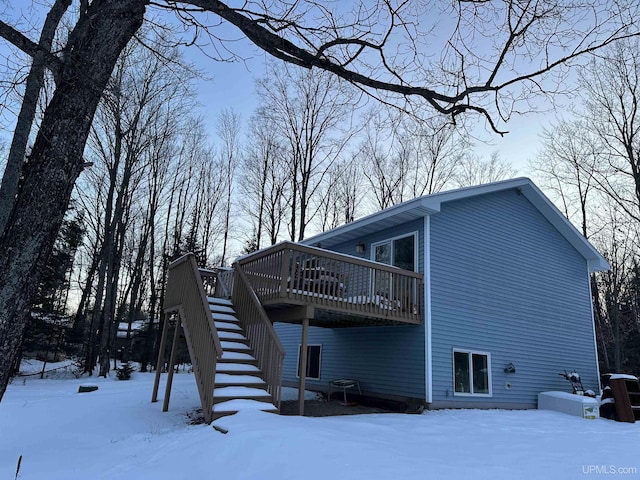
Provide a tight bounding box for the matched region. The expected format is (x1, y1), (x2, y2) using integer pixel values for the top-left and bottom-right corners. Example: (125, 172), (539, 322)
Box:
(302, 177), (610, 272)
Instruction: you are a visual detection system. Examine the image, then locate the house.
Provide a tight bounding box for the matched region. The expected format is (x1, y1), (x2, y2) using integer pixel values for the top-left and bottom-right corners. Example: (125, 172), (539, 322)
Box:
(155, 177), (609, 421)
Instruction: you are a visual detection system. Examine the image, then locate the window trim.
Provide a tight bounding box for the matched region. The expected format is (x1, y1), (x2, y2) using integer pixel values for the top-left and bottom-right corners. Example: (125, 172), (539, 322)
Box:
(370, 231), (419, 302)
(296, 344), (322, 380)
(452, 348), (493, 397)
(370, 231), (419, 272)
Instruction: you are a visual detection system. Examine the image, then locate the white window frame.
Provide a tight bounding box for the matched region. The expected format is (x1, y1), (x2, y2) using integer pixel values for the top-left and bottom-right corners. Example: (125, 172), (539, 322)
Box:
(370, 231), (419, 300)
(370, 231), (419, 272)
(296, 344), (322, 380)
(452, 348), (493, 397)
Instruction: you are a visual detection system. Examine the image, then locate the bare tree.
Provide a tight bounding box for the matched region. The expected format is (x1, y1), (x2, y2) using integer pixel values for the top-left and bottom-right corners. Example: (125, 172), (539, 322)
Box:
(360, 108), (467, 209)
(168, 118), (225, 264)
(591, 202), (640, 372)
(577, 38), (640, 224)
(531, 120), (599, 236)
(357, 108), (408, 210)
(76, 32), (197, 375)
(455, 151), (518, 189)
(240, 111), (289, 248)
(315, 158), (363, 232)
(405, 117), (468, 196)
(0, 0), (70, 233)
(256, 63), (356, 241)
(0, 0), (639, 399)
(193, 153), (227, 265)
(217, 108), (241, 266)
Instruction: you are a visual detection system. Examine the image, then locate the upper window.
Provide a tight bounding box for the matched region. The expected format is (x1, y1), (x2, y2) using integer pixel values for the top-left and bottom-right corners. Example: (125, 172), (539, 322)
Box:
(372, 232), (417, 271)
(453, 349), (492, 396)
(371, 232), (418, 301)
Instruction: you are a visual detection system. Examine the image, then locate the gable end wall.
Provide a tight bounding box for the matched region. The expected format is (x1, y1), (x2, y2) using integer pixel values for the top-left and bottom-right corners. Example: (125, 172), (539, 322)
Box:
(429, 189), (599, 408)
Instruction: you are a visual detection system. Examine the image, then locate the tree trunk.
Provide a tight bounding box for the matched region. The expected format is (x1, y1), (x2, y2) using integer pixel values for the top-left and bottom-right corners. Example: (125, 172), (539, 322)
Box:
(0, 0), (71, 232)
(0, 0), (146, 401)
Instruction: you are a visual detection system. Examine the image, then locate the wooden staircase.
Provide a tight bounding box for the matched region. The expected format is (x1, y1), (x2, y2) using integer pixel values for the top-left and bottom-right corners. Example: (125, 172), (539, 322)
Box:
(209, 297), (279, 419)
(153, 254), (282, 424)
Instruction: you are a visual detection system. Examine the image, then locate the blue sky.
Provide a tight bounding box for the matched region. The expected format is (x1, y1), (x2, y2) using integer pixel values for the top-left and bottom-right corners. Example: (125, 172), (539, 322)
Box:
(184, 40), (549, 174)
(0, 1), (572, 175)
(157, 2), (569, 175)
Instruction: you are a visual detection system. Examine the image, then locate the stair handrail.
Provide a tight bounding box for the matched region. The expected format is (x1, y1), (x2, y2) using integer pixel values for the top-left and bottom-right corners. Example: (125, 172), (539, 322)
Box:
(160, 253), (223, 423)
(232, 262), (285, 409)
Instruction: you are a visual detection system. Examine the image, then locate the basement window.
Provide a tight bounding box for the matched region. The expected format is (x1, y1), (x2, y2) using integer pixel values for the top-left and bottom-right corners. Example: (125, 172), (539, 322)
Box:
(453, 349), (492, 396)
(296, 344), (322, 380)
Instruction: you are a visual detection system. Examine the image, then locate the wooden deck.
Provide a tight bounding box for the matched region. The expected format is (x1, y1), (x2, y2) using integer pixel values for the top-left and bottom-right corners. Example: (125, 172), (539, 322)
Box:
(230, 242), (424, 327)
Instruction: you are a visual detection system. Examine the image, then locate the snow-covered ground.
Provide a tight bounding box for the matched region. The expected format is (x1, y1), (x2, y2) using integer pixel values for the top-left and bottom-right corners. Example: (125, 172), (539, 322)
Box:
(1, 361), (639, 480)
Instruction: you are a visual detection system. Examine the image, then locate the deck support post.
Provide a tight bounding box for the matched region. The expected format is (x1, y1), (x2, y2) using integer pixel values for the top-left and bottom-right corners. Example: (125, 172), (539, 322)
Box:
(151, 311), (171, 403)
(298, 317), (310, 416)
(163, 313), (182, 413)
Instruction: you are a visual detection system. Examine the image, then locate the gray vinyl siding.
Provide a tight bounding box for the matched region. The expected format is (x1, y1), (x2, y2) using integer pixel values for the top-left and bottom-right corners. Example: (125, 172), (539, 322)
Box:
(429, 188), (599, 408)
(275, 219), (426, 400)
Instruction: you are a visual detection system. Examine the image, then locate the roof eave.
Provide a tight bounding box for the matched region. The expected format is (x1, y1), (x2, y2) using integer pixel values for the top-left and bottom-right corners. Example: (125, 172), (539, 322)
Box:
(302, 177), (610, 272)
(302, 197), (440, 247)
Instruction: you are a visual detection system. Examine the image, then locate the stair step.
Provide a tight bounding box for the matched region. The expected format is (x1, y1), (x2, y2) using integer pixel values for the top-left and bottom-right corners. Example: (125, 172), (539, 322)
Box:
(215, 373), (267, 387)
(213, 396), (274, 405)
(217, 329), (244, 336)
(215, 386), (271, 397)
(217, 329), (246, 337)
(213, 386), (273, 404)
(223, 348), (253, 355)
(217, 331), (247, 341)
(215, 373), (266, 382)
(212, 399), (278, 415)
(210, 304), (236, 315)
(215, 382), (266, 388)
(213, 397), (273, 405)
(221, 351), (256, 361)
(216, 363), (261, 374)
(215, 321), (242, 331)
(211, 312), (240, 323)
(208, 297), (233, 306)
(218, 357), (257, 366)
(221, 340), (251, 351)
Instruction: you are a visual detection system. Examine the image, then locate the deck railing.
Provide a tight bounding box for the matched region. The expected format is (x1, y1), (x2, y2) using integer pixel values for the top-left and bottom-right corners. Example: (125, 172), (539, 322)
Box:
(198, 268), (216, 297)
(236, 241), (423, 324)
(216, 268), (234, 297)
(198, 267), (233, 298)
(155, 254), (223, 424)
(232, 264), (285, 408)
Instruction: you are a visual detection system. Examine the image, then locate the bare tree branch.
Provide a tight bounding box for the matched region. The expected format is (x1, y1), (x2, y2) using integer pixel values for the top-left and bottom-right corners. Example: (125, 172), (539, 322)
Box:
(169, 0), (640, 134)
(0, 19), (63, 80)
